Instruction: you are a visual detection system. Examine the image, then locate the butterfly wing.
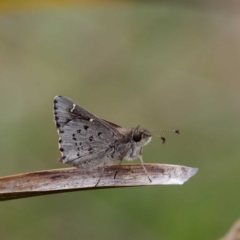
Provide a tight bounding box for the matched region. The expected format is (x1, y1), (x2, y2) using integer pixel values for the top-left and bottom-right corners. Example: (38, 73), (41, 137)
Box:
(53, 96), (127, 168)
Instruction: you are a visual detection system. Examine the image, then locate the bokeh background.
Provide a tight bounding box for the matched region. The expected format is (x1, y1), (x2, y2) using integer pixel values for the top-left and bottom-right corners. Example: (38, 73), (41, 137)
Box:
(1, 1), (240, 240)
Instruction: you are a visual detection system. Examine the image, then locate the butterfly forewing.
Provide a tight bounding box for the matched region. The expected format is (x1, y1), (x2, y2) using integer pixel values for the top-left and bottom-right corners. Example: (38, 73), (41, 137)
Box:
(53, 96), (125, 167)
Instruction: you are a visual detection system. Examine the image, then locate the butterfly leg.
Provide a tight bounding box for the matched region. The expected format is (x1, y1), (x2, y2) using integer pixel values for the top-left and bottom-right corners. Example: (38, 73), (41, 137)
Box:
(95, 162), (106, 187)
(139, 156), (152, 182)
(114, 159), (123, 179)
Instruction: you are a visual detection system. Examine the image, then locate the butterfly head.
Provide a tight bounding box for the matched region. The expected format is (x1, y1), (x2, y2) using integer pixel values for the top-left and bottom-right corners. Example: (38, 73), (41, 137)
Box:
(132, 127), (152, 146)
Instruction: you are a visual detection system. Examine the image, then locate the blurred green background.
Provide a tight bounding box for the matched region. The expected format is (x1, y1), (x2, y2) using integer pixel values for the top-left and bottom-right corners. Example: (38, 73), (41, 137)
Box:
(0, 2), (240, 240)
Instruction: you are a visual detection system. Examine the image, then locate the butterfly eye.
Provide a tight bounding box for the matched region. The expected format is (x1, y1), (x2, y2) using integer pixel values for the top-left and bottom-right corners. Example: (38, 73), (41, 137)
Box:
(133, 132), (142, 142)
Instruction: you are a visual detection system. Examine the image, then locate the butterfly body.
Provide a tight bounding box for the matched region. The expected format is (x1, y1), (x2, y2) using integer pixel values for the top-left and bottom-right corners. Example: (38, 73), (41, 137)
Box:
(53, 96), (152, 170)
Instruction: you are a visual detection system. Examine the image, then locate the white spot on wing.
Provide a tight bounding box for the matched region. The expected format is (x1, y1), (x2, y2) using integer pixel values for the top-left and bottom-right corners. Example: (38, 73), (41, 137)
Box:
(90, 118), (94, 122)
(70, 104), (76, 113)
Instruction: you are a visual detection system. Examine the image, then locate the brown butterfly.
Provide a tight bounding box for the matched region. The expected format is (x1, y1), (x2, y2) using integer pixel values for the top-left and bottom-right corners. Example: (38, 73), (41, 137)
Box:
(53, 96), (178, 185)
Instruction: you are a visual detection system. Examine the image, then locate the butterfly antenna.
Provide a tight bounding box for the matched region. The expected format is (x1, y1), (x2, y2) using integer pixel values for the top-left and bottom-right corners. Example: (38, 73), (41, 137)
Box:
(150, 129), (180, 134)
(151, 134), (166, 144)
(150, 129), (179, 144)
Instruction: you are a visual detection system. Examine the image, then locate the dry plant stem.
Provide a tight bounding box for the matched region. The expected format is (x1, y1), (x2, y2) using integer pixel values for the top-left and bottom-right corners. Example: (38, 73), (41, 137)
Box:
(0, 164), (198, 201)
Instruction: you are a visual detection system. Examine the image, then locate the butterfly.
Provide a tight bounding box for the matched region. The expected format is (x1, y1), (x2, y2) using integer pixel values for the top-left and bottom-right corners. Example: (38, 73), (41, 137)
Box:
(53, 96), (178, 186)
